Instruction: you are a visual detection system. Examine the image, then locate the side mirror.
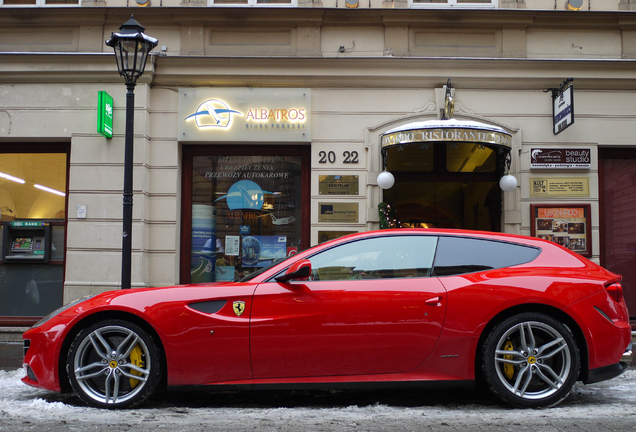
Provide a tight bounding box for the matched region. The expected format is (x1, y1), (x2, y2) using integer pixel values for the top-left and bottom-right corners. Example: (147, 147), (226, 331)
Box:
(275, 259), (312, 282)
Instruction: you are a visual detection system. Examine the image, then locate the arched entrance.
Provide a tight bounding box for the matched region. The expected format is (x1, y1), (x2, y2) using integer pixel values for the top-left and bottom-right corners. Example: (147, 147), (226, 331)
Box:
(379, 119), (513, 232)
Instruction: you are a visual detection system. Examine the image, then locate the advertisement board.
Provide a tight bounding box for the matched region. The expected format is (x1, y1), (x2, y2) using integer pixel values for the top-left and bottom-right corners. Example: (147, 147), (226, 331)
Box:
(531, 204), (591, 256)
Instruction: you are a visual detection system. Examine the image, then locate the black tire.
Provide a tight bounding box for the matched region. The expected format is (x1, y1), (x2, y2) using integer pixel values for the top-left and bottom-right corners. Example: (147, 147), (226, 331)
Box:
(481, 312), (580, 408)
(67, 319), (162, 409)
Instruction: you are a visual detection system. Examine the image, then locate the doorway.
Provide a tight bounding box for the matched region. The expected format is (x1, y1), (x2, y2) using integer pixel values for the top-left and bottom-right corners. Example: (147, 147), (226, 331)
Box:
(382, 142), (502, 231)
(599, 148), (636, 325)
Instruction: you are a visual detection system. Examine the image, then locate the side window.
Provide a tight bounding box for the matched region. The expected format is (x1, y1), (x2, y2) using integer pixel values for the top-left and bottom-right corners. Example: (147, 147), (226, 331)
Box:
(308, 236), (438, 281)
(432, 237), (540, 277)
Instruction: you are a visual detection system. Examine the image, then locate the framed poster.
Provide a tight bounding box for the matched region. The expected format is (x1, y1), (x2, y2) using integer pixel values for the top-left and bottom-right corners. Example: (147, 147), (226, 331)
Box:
(530, 204), (591, 257)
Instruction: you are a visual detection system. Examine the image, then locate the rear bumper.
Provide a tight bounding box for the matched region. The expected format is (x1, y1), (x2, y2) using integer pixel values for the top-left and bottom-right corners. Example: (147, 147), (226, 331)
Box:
(583, 342), (632, 384)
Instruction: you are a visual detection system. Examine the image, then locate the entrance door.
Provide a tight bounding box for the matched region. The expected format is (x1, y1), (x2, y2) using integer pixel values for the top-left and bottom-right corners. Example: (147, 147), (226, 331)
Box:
(382, 143), (501, 231)
(600, 148), (636, 324)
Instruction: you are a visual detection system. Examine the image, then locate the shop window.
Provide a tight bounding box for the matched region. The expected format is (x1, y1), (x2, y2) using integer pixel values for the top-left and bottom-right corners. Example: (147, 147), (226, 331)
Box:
(0, 147), (67, 322)
(0, 153), (66, 222)
(183, 146), (309, 284)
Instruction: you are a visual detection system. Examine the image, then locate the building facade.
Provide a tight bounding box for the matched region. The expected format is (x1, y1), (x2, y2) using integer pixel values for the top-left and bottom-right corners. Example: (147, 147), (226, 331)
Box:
(1, 4), (635, 332)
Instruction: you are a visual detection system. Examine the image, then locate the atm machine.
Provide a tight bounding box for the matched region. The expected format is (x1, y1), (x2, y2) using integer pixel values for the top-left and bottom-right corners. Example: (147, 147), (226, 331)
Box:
(2, 221), (51, 264)
(1, 220), (59, 317)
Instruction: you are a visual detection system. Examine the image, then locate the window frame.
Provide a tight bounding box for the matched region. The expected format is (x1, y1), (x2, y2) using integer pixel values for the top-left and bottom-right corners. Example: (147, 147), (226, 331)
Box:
(431, 235), (541, 277)
(0, 0), (80, 6)
(408, 0), (497, 8)
(271, 234), (439, 282)
(207, 0), (297, 7)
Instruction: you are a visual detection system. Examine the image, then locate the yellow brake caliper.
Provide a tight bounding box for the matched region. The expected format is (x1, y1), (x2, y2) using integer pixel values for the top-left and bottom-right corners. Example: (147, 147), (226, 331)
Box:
(129, 345), (145, 388)
(503, 340), (515, 380)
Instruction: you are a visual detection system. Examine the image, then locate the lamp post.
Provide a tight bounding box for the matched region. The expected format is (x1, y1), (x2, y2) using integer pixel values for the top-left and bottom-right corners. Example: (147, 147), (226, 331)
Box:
(106, 16), (157, 289)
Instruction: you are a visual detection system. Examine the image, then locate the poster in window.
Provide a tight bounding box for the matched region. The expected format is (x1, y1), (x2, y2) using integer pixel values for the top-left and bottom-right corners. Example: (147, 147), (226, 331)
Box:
(242, 235), (287, 268)
(530, 204), (591, 257)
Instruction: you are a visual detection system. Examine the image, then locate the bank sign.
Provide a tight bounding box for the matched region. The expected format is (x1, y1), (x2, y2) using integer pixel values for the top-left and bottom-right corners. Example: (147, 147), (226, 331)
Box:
(179, 88), (311, 142)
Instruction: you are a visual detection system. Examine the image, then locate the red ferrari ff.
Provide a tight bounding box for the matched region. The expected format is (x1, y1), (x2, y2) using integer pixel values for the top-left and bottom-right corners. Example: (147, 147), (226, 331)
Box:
(22, 229), (632, 409)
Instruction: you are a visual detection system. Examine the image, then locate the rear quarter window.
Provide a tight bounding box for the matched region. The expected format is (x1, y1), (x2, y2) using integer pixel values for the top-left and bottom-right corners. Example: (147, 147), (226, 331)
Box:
(432, 236), (540, 277)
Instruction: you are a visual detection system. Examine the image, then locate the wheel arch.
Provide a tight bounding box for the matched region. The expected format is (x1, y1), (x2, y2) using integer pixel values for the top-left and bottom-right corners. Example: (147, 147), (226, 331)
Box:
(474, 303), (589, 381)
(58, 310), (168, 394)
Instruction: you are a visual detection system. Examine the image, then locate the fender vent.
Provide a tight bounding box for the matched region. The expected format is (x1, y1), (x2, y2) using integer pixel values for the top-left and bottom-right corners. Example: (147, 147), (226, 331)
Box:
(593, 306), (613, 324)
(188, 300), (227, 314)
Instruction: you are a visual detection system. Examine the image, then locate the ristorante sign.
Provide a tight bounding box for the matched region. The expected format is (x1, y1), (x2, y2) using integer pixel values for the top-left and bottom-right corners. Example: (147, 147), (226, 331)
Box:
(179, 88), (311, 142)
(380, 120), (512, 152)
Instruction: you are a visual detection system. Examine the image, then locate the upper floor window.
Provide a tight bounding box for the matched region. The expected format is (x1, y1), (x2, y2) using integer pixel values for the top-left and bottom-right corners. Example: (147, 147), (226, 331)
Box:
(0, 0), (79, 5)
(209, 0), (296, 6)
(410, 0), (496, 7)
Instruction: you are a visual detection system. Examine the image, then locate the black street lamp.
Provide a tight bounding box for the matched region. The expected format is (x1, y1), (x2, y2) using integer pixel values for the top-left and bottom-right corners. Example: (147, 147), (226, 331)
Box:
(106, 16), (157, 289)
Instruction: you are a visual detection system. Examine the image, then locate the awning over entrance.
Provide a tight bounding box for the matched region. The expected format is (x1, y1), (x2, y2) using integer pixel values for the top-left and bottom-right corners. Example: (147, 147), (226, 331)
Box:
(381, 119), (512, 153)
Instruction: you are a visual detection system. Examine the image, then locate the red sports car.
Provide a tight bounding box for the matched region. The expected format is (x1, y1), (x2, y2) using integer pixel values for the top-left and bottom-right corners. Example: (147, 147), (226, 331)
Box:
(21, 229), (633, 409)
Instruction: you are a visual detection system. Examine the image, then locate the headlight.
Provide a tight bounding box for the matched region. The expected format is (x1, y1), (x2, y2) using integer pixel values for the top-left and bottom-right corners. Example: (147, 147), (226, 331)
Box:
(31, 294), (97, 329)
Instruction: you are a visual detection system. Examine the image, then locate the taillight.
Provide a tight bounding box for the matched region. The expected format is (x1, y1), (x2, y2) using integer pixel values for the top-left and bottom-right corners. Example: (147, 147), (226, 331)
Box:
(605, 282), (623, 302)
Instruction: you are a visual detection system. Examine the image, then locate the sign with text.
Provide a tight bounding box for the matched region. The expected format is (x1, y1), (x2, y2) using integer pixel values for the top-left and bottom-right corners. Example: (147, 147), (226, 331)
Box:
(319, 175), (359, 195)
(530, 148), (590, 169)
(318, 202), (358, 223)
(179, 88), (310, 142)
(553, 85), (574, 135)
(530, 177), (589, 197)
(531, 204), (591, 256)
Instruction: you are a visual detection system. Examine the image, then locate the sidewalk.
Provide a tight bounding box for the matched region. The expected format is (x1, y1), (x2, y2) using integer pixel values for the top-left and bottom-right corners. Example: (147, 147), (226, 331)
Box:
(0, 342), (22, 372)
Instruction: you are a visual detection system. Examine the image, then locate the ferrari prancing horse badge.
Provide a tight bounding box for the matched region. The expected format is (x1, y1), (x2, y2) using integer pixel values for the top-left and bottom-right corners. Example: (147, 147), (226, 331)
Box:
(233, 301), (246, 317)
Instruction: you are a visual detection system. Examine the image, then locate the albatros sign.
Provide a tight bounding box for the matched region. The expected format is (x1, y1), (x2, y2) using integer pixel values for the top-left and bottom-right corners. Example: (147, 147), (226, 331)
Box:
(178, 88), (311, 142)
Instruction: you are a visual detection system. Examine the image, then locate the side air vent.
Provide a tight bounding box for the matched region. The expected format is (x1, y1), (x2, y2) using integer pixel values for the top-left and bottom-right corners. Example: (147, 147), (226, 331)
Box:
(188, 300), (227, 315)
(593, 306), (613, 324)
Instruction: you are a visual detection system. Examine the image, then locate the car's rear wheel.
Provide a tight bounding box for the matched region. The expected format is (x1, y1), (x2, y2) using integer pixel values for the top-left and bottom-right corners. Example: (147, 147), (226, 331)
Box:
(481, 312), (580, 408)
(67, 319), (162, 409)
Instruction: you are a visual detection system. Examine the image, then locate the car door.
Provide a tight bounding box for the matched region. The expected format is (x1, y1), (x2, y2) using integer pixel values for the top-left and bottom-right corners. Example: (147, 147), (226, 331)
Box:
(250, 235), (447, 379)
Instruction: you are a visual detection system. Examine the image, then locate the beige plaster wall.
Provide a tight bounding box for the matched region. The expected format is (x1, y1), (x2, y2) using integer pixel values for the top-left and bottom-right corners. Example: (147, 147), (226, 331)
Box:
(2, 8), (635, 304)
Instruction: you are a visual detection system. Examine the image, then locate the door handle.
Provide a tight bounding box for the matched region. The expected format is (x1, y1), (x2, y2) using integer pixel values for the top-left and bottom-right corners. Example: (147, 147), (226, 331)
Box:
(425, 296), (442, 307)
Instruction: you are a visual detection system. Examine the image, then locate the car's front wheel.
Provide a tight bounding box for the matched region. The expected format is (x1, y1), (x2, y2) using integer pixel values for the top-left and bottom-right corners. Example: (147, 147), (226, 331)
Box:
(481, 312), (580, 408)
(67, 319), (162, 409)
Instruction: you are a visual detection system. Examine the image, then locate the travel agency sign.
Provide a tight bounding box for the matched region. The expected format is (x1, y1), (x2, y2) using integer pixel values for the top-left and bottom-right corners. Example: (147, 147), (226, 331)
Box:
(178, 88), (311, 142)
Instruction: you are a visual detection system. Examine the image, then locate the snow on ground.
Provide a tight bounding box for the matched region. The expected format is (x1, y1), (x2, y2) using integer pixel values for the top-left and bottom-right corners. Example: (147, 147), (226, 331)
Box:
(1, 367), (636, 429)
